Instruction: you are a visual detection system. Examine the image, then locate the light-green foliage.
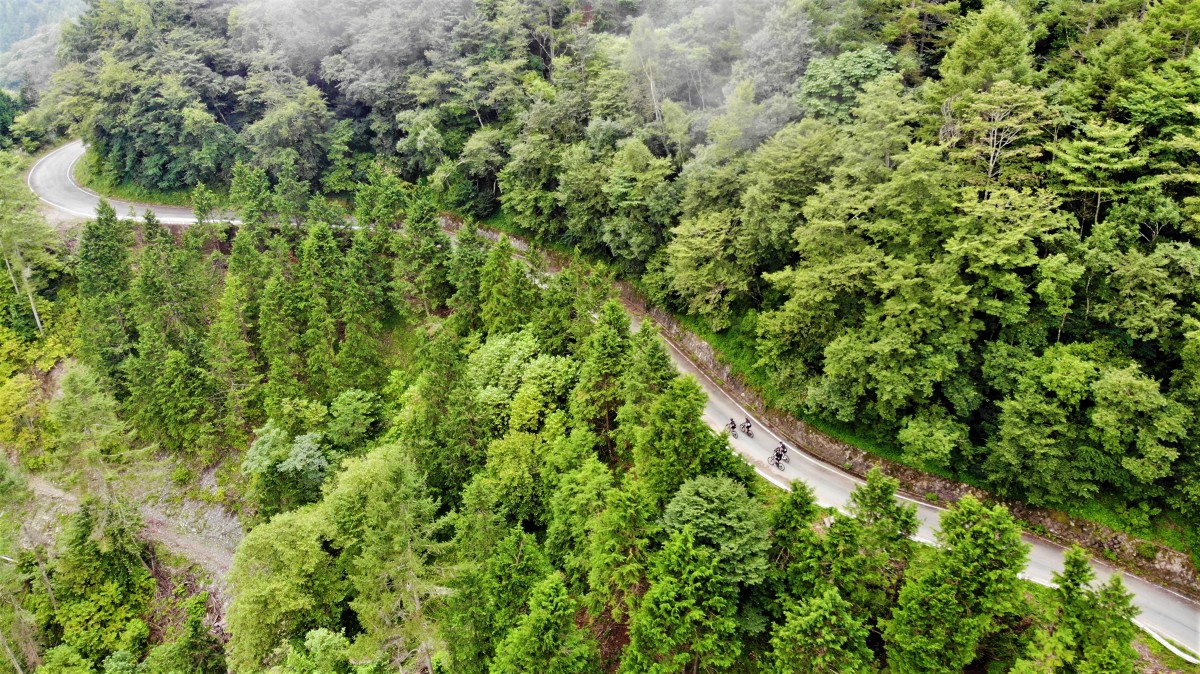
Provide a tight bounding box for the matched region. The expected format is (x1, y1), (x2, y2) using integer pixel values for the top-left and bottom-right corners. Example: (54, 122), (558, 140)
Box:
(884, 496), (1029, 673)
(324, 444), (445, 669)
(26, 501), (154, 666)
(48, 362), (127, 476)
(442, 528), (552, 674)
(769, 588), (874, 674)
(479, 237), (537, 336)
(227, 506), (347, 673)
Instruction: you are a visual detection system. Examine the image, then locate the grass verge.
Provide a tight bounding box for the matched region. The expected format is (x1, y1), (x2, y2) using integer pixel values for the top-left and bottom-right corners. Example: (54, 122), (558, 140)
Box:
(1136, 632), (1200, 673)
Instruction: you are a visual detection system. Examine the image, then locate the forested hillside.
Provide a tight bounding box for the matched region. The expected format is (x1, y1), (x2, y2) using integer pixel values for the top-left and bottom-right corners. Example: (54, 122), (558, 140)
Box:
(0, 0), (81, 89)
(0, 0), (1199, 671)
(0, 151), (1152, 671)
(14, 0), (1200, 541)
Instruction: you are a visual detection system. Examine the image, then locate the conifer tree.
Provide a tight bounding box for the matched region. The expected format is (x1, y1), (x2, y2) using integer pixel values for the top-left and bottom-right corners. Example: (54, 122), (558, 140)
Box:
(632, 377), (743, 509)
(545, 457), (614, 592)
(77, 200), (135, 389)
(123, 210), (220, 452)
(569, 300), (630, 457)
(884, 496), (1028, 673)
(844, 466), (919, 614)
(225, 221), (270, 329)
(191, 182), (217, 225)
(297, 222), (341, 399)
(443, 529), (553, 674)
(49, 362), (128, 488)
(586, 478), (658, 619)
(769, 588), (874, 674)
(272, 155), (310, 225)
(1050, 546), (1140, 674)
(207, 272), (263, 439)
(764, 481), (825, 610)
(392, 192), (452, 315)
(660, 475), (771, 587)
(529, 263), (611, 355)
(448, 221), (490, 334)
(229, 162), (273, 225)
(936, 2), (1036, 97)
(614, 322), (678, 452)
(324, 445), (445, 671)
(490, 573), (600, 674)
(1048, 120), (1146, 226)
(259, 261), (306, 418)
(353, 165), (411, 228)
(479, 236), (536, 336)
(619, 528), (740, 674)
(336, 229), (386, 389)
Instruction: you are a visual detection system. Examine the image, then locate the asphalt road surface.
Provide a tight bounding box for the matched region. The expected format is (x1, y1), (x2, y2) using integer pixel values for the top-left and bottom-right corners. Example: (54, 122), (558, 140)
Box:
(27, 140), (206, 224)
(27, 139), (1200, 662)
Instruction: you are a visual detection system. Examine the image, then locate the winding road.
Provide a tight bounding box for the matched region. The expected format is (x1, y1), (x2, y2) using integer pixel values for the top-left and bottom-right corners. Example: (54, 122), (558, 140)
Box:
(26, 140), (1200, 663)
(27, 140), (210, 224)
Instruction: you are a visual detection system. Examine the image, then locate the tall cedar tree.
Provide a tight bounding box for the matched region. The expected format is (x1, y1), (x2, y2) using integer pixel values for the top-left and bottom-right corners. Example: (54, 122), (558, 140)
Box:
(76, 200), (135, 390)
(884, 496), (1029, 673)
(769, 587), (874, 674)
(206, 271), (263, 442)
(443, 529), (552, 674)
(392, 193), (453, 315)
(619, 527), (741, 674)
(447, 221), (490, 334)
(568, 299), (630, 457)
(479, 236), (536, 336)
(490, 573), (601, 674)
(297, 222), (341, 400)
(336, 229), (387, 389)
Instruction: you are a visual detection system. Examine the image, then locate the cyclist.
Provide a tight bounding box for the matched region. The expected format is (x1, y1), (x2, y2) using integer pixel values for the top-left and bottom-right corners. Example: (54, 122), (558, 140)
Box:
(741, 417), (752, 433)
(728, 419), (738, 434)
(770, 444), (785, 467)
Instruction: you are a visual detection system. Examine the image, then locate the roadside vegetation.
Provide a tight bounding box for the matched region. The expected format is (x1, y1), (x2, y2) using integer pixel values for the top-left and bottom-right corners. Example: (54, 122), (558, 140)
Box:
(0, 151), (1154, 670)
(0, 0), (1199, 671)
(11, 0), (1200, 566)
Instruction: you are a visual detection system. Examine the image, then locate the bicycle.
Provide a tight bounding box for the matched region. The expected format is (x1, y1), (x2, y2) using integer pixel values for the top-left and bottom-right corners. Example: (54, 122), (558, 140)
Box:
(741, 421), (754, 438)
(768, 453), (783, 470)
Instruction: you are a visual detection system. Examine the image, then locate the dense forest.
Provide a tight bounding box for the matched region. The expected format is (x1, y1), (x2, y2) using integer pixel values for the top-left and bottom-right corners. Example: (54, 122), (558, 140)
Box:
(13, 0), (1200, 534)
(0, 0), (1198, 670)
(0, 152), (1150, 672)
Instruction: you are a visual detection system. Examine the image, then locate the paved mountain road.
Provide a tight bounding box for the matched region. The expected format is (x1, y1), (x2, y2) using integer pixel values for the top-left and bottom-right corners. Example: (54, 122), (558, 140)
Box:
(26, 140), (1200, 663)
(27, 140), (213, 224)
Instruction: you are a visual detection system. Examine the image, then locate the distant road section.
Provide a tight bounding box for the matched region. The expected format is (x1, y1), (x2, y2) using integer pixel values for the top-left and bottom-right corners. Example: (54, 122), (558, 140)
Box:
(26, 140), (202, 224)
(26, 138), (1200, 664)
